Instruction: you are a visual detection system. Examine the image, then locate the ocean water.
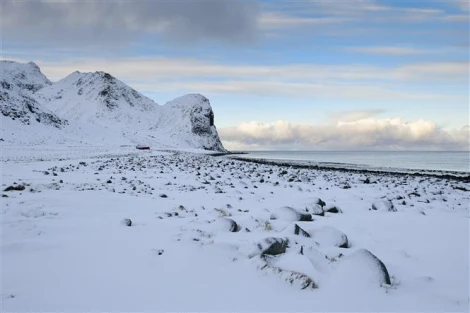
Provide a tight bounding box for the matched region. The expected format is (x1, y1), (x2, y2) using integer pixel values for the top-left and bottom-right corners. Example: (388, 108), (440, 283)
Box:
(240, 151), (470, 173)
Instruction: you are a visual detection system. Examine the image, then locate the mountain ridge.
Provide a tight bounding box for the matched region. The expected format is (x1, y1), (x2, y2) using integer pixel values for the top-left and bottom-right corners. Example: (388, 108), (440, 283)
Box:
(1, 60), (226, 151)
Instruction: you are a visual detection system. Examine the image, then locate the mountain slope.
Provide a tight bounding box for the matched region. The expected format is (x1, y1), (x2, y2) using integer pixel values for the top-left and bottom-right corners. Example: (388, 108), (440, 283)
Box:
(35, 71), (159, 126)
(1, 61), (226, 151)
(0, 61), (66, 128)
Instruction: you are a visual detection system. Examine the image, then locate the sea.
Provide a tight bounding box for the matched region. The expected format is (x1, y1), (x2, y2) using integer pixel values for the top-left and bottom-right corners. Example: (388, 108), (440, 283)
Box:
(238, 151), (470, 173)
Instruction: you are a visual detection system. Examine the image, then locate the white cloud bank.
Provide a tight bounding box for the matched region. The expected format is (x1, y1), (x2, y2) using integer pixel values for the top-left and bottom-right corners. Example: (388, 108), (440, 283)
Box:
(219, 118), (470, 151)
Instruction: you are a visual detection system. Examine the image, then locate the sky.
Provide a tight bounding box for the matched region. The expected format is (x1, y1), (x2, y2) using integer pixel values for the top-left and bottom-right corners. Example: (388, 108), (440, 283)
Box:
(2, 0), (469, 151)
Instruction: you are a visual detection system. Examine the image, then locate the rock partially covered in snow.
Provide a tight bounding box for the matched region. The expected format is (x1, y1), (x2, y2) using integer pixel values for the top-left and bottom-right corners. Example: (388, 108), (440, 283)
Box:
(121, 218), (132, 227)
(305, 203), (324, 216)
(331, 249), (391, 288)
(294, 224), (311, 237)
(310, 197), (326, 207)
(324, 204), (342, 213)
(371, 200), (396, 212)
(214, 218), (239, 232)
(310, 226), (348, 248)
(250, 237), (289, 257)
(270, 206), (312, 222)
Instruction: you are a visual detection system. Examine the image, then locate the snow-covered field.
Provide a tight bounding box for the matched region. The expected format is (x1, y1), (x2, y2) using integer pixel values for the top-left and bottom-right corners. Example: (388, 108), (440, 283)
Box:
(2, 146), (469, 312)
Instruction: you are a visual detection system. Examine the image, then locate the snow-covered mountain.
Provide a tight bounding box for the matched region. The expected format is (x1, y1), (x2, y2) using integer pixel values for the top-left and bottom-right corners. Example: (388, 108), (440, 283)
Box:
(154, 94), (225, 151)
(1, 60), (226, 151)
(0, 61), (66, 128)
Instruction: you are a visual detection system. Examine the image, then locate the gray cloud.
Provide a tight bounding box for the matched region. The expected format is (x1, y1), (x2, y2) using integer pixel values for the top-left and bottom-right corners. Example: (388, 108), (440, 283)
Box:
(219, 119), (470, 151)
(2, 0), (260, 46)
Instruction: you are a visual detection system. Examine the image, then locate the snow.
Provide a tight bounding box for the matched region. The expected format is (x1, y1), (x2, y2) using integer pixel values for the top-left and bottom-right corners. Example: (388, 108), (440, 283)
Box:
(1, 61), (225, 151)
(2, 147), (469, 312)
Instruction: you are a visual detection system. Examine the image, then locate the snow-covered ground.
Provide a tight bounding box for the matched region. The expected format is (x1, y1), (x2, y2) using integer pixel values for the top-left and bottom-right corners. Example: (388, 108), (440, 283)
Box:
(1, 146), (469, 312)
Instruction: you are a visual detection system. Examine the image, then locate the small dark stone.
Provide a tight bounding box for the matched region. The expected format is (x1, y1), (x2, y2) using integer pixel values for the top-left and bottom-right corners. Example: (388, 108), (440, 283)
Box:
(106, 180), (112, 184)
(159, 194), (168, 198)
(4, 185), (26, 192)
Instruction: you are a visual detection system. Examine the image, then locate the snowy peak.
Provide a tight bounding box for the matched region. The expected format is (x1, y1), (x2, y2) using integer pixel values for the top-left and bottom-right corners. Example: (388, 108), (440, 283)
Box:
(1, 60), (51, 93)
(35, 70), (159, 124)
(1, 60), (65, 128)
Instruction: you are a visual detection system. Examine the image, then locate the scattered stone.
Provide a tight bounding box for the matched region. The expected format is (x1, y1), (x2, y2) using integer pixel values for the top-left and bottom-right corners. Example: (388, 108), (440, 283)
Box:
(4, 185), (26, 192)
(159, 194), (168, 198)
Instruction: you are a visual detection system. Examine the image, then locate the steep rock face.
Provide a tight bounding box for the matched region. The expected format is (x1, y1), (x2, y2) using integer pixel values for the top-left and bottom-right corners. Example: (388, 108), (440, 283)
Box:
(0, 61), (66, 128)
(154, 94), (226, 151)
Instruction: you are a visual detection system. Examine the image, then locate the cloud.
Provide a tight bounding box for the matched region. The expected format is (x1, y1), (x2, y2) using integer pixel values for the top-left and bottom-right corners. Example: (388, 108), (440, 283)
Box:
(11, 57), (467, 84)
(5, 57), (465, 102)
(457, 0), (470, 11)
(259, 12), (349, 29)
(2, 0), (260, 45)
(219, 119), (470, 151)
(329, 110), (385, 122)
(345, 47), (432, 55)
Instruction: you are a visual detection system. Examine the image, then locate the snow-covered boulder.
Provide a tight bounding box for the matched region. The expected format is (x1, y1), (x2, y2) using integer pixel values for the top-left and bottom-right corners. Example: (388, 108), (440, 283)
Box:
(310, 226), (349, 248)
(270, 206), (313, 222)
(371, 200), (396, 212)
(305, 203), (324, 216)
(249, 237), (289, 258)
(330, 249), (391, 288)
(213, 218), (239, 232)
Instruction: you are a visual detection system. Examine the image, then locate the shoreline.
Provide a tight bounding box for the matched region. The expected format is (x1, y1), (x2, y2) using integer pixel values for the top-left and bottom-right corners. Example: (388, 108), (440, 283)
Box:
(227, 155), (470, 183)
